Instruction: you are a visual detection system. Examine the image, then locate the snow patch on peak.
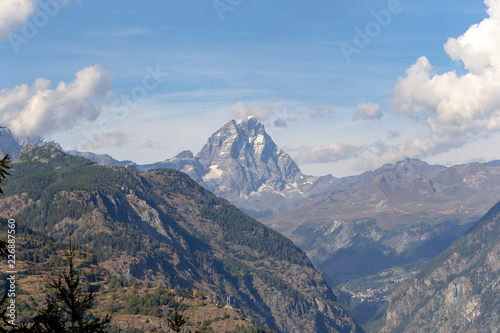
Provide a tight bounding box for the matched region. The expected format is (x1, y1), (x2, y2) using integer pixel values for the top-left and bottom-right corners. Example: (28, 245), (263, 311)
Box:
(203, 164), (224, 182)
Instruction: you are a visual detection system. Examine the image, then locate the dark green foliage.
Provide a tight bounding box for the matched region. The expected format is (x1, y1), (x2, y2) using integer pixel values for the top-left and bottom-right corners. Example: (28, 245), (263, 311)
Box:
(0, 148), (10, 258)
(0, 153), (10, 195)
(124, 287), (177, 317)
(165, 302), (189, 333)
(197, 192), (310, 265)
(0, 147), (349, 333)
(19, 242), (111, 332)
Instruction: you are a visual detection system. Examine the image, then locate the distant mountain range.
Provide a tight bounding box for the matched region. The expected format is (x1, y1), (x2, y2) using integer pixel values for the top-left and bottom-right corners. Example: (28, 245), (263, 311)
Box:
(264, 157), (500, 323)
(0, 127), (62, 158)
(2, 120), (500, 329)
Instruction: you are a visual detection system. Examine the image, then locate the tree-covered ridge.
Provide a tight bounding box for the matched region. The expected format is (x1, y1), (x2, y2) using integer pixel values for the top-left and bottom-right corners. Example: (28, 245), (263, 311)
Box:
(0, 145), (360, 333)
(0, 219), (270, 332)
(5, 146), (310, 267)
(145, 168), (311, 266)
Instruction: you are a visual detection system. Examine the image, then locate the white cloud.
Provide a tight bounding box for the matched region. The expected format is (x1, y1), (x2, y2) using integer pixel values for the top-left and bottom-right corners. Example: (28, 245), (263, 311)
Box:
(354, 135), (468, 171)
(295, 144), (363, 164)
(0, 0), (37, 39)
(0, 65), (114, 137)
(362, 0), (500, 167)
(354, 99), (382, 121)
(230, 99), (295, 130)
(231, 101), (273, 120)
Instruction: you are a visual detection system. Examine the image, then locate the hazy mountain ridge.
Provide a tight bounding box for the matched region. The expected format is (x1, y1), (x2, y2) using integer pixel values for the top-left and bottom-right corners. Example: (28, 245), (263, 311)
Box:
(1, 145), (360, 333)
(266, 156), (500, 263)
(367, 200), (500, 332)
(263, 156), (500, 324)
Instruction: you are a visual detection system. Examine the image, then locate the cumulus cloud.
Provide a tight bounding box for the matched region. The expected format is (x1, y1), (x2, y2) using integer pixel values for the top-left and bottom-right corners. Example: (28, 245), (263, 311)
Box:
(358, 0), (500, 168)
(231, 101), (273, 120)
(310, 104), (335, 118)
(230, 99), (294, 129)
(354, 99), (383, 121)
(0, 0), (37, 39)
(0, 65), (114, 137)
(295, 144), (363, 164)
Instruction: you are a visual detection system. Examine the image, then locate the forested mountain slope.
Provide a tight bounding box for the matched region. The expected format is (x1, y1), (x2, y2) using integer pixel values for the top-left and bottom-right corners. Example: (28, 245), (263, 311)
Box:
(0, 145), (360, 333)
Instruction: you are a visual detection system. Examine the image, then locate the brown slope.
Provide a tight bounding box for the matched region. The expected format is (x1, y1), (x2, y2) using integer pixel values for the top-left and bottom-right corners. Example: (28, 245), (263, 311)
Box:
(1, 145), (361, 333)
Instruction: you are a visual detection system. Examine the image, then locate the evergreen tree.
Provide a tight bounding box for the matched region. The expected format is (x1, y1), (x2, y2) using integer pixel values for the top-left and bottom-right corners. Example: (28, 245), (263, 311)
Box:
(19, 242), (111, 332)
(165, 302), (188, 333)
(0, 152), (10, 195)
(0, 149), (10, 259)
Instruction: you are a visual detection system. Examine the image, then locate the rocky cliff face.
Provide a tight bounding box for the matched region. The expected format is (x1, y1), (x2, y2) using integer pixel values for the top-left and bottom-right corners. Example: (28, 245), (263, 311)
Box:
(1, 145), (361, 333)
(119, 117), (337, 218)
(196, 117), (302, 194)
(0, 127), (62, 158)
(193, 117), (316, 217)
(266, 157), (500, 268)
(368, 201), (500, 332)
(67, 118), (328, 218)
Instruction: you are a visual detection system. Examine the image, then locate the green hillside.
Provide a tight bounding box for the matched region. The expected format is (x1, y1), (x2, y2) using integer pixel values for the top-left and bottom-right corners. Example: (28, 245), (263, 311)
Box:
(0, 145), (360, 333)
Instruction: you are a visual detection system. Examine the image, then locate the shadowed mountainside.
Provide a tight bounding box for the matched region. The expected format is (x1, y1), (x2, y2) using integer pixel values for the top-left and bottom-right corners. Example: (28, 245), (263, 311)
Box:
(0, 145), (361, 333)
(366, 200), (500, 332)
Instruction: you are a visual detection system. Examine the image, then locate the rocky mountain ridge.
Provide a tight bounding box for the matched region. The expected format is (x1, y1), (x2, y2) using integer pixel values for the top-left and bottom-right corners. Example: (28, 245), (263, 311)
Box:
(263, 156), (500, 324)
(0, 145), (361, 333)
(66, 117), (341, 218)
(0, 127), (62, 159)
(367, 200), (500, 332)
(3, 120), (500, 329)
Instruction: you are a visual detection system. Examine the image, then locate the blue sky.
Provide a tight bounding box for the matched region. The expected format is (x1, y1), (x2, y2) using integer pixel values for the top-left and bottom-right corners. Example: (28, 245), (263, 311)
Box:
(0, 0), (498, 177)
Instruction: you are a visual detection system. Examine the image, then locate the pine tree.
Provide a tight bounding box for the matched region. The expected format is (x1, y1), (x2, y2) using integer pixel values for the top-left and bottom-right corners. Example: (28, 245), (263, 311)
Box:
(0, 152), (10, 195)
(0, 149), (10, 259)
(20, 242), (111, 332)
(165, 302), (189, 333)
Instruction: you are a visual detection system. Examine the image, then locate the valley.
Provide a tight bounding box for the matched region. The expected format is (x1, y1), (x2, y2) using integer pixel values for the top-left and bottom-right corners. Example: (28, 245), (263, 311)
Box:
(0, 119), (499, 331)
